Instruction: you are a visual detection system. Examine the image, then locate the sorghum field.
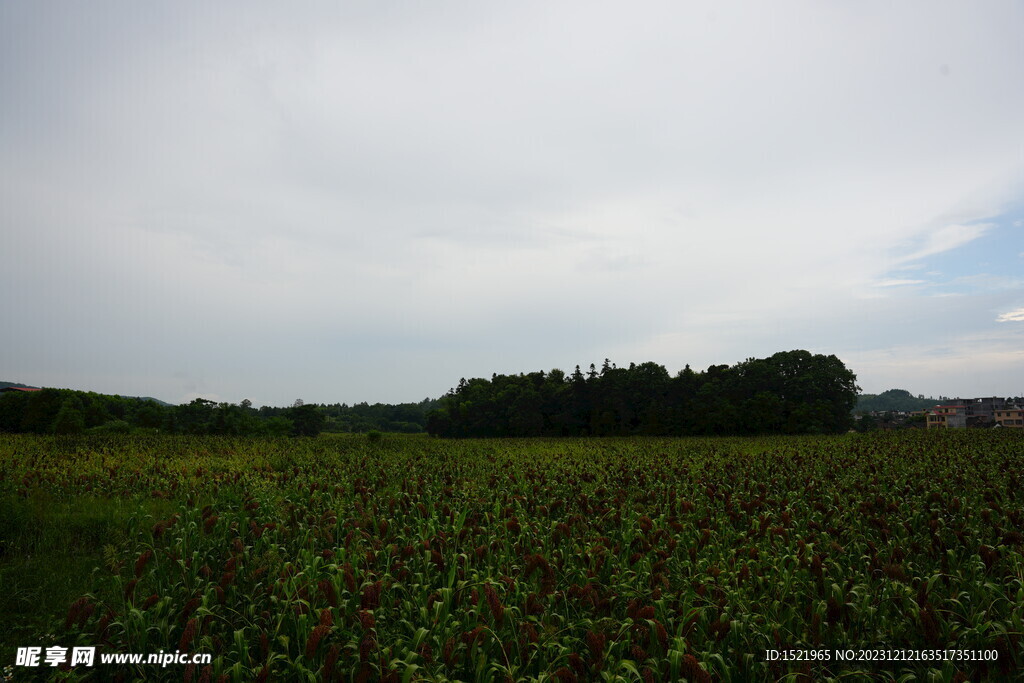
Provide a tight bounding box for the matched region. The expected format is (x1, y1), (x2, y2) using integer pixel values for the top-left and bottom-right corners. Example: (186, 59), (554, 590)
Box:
(2, 431), (1023, 681)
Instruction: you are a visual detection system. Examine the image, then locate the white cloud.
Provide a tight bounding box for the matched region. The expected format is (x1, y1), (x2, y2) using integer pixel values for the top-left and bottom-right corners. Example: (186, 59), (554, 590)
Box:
(875, 279), (927, 287)
(997, 308), (1024, 323)
(897, 223), (994, 264)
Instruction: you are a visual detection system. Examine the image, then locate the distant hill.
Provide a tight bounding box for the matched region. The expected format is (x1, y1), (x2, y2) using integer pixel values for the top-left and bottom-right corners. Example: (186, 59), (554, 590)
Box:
(0, 381), (38, 390)
(1, 381), (171, 406)
(856, 389), (942, 413)
(120, 395), (174, 407)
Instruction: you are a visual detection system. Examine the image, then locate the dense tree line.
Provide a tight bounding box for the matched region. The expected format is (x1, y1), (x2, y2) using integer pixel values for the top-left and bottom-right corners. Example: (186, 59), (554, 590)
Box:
(0, 390), (298, 436)
(0, 390), (438, 437)
(0, 351), (856, 439)
(425, 350), (859, 437)
(258, 399), (439, 434)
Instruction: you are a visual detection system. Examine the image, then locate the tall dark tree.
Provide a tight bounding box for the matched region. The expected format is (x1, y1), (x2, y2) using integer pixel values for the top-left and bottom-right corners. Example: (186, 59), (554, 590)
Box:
(287, 403), (325, 437)
(51, 397), (86, 435)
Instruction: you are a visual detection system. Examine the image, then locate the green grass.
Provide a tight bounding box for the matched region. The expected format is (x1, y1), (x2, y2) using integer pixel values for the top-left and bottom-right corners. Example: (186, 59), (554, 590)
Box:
(0, 494), (178, 667)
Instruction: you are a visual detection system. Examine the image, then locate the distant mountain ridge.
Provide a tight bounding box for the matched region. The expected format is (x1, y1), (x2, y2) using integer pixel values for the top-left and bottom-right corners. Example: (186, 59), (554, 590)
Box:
(0, 381), (172, 406)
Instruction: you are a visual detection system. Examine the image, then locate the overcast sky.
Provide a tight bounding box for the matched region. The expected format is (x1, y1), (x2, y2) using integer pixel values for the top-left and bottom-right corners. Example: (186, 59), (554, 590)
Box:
(2, 1), (1023, 407)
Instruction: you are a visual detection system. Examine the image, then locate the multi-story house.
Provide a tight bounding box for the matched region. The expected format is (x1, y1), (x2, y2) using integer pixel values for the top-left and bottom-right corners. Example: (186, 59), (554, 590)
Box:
(994, 407), (1024, 428)
(925, 405), (968, 429)
(939, 397), (1008, 422)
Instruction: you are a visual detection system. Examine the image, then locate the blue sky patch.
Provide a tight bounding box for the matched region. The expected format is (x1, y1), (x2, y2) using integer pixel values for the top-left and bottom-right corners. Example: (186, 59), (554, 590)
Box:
(892, 210), (1024, 295)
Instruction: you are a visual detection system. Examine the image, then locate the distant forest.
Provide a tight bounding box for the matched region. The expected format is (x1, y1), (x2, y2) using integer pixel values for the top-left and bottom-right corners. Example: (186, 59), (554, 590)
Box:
(426, 349), (859, 437)
(0, 388), (438, 437)
(0, 349), (857, 438)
